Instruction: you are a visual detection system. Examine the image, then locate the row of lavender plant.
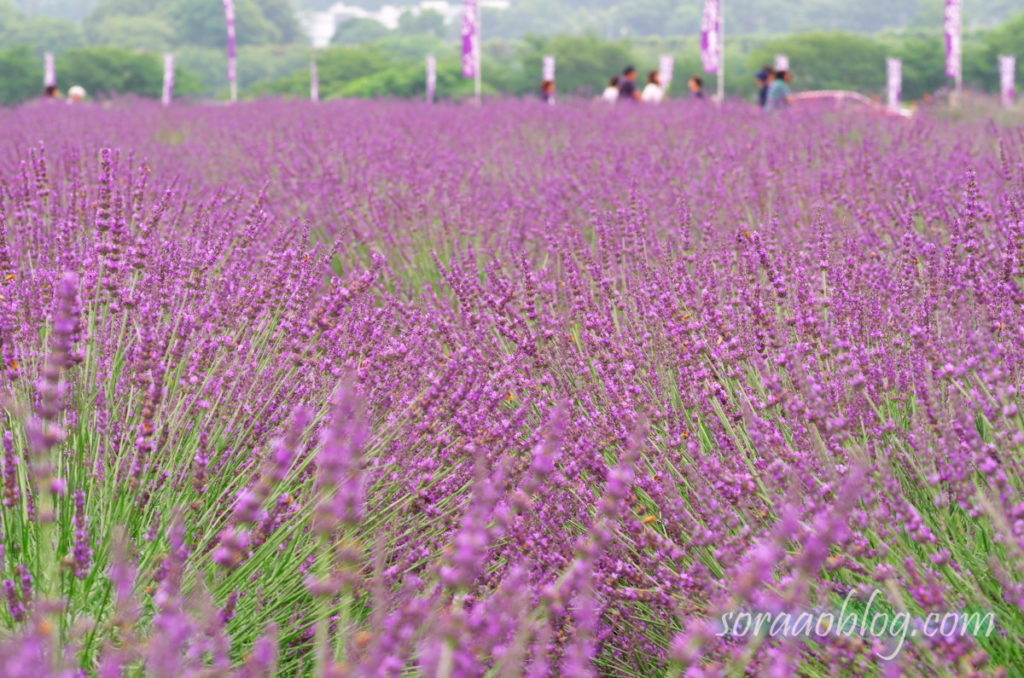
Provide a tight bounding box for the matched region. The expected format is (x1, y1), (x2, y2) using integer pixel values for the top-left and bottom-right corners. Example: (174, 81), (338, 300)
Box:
(0, 99), (1022, 676)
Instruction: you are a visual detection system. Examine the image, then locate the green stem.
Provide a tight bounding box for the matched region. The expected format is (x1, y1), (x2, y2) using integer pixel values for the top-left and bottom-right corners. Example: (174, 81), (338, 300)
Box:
(437, 638), (454, 678)
(313, 533), (332, 677)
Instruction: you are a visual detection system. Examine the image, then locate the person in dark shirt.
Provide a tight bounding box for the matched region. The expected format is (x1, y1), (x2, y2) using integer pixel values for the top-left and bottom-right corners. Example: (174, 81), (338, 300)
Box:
(688, 76), (705, 100)
(618, 66), (641, 102)
(755, 65), (772, 108)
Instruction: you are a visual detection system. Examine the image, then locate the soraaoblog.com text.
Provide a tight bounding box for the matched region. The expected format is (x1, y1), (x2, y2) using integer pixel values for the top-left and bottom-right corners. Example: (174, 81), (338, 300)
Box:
(716, 590), (996, 659)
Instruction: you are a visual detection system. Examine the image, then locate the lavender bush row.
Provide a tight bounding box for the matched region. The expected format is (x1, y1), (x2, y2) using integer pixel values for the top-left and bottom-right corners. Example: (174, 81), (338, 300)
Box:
(0, 99), (1023, 676)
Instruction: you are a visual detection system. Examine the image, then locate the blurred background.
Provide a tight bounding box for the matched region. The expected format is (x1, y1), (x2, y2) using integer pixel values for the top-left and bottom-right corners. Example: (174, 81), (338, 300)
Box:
(2, 0), (1022, 103)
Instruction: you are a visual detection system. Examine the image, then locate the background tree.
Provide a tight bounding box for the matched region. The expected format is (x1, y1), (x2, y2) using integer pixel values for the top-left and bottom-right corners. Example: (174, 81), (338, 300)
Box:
(0, 45), (40, 103)
(53, 45), (203, 98)
(253, 0), (301, 44)
(161, 0), (281, 48)
(396, 8), (445, 39)
(485, 0), (574, 40)
(13, 0), (93, 20)
(85, 14), (175, 51)
(610, 0), (683, 37)
(886, 31), (949, 99)
(749, 33), (888, 93)
(518, 33), (635, 96)
(371, 34), (446, 60)
(2, 0), (1022, 104)
(967, 12), (1024, 92)
(12, 0), (1024, 37)
(175, 43), (309, 97)
(252, 43), (392, 96)
(7, 12), (83, 49)
(331, 17), (390, 45)
(238, 44), (311, 88)
(82, 0), (148, 30)
(1, 0), (82, 51)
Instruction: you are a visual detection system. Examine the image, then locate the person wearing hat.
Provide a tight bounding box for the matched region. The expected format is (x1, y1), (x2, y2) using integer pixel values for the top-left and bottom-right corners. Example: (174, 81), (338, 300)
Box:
(67, 86), (86, 104)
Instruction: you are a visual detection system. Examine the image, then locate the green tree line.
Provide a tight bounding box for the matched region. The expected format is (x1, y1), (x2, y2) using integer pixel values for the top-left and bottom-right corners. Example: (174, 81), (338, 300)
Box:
(476, 0), (1018, 40)
(1, 3), (1022, 105)
(256, 13), (1024, 103)
(13, 0), (1023, 37)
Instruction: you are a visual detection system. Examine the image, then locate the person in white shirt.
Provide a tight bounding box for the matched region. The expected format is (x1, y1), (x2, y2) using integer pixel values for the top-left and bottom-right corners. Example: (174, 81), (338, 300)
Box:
(601, 76), (620, 103)
(641, 71), (664, 103)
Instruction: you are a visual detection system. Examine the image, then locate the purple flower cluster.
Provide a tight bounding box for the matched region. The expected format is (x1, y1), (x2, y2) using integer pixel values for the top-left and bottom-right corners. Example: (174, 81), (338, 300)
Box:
(0, 98), (1022, 675)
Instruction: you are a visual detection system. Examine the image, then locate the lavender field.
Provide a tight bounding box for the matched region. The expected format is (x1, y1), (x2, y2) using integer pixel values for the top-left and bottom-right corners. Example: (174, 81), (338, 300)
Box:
(1, 99), (1023, 676)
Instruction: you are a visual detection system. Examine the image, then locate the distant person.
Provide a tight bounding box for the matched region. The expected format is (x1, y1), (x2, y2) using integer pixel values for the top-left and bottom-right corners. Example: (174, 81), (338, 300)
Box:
(601, 76), (620, 103)
(618, 66), (641, 102)
(540, 80), (555, 105)
(688, 76), (705, 100)
(67, 85), (86, 104)
(755, 64), (772, 108)
(765, 70), (792, 112)
(641, 70), (664, 103)
(44, 85), (60, 99)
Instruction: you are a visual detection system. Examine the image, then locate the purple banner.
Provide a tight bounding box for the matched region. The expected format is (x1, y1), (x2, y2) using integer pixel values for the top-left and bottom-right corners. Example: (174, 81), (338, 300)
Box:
(659, 55), (674, 87)
(223, 0), (238, 99)
(542, 56), (555, 82)
(944, 0), (961, 80)
(700, 0), (721, 74)
(427, 54), (437, 102)
(1001, 56), (1016, 109)
(462, 0), (479, 79)
(886, 58), (902, 111)
(44, 52), (55, 88)
(310, 58), (319, 102)
(162, 53), (174, 106)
